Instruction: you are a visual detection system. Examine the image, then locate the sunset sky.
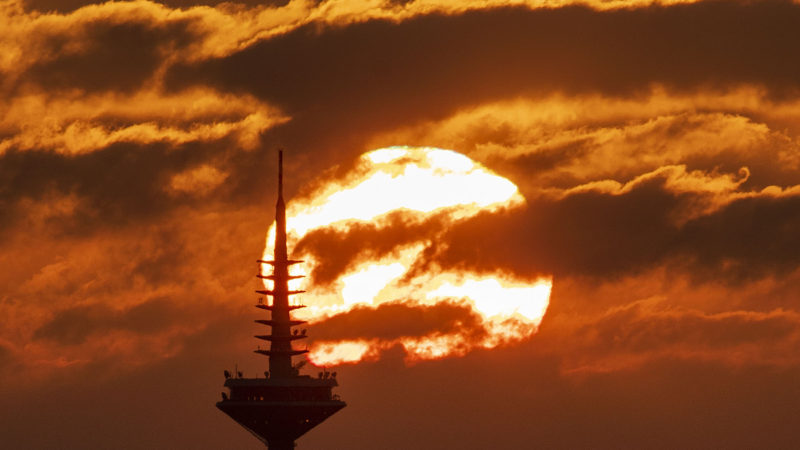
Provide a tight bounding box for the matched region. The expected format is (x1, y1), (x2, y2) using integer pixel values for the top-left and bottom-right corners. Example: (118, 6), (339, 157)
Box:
(2, 0), (800, 448)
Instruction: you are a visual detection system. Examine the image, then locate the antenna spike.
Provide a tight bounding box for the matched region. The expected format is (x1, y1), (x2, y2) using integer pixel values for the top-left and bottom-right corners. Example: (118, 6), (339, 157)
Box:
(278, 149), (284, 198)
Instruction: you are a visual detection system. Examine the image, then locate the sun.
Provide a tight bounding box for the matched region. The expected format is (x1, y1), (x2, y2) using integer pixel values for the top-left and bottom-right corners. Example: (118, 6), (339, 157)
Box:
(262, 146), (551, 365)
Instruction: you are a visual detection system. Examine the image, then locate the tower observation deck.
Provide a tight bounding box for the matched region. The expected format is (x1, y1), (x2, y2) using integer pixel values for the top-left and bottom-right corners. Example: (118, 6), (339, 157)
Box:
(217, 151), (346, 449)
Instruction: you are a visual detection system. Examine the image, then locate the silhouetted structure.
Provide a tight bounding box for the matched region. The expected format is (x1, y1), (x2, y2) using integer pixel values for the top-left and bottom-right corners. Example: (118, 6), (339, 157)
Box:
(217, 151), (345, 449)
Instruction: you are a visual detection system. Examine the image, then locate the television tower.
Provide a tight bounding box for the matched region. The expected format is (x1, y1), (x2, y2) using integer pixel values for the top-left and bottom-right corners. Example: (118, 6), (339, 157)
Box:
(217, 151), (346, 449)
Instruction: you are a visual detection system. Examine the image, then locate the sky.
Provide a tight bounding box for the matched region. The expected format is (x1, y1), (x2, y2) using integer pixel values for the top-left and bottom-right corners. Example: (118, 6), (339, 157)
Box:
(2, 0), (800, 448)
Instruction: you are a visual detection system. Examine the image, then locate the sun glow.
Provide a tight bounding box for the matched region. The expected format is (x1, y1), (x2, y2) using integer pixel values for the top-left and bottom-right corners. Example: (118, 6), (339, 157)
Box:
(262, 146), (551, 365)
(340, 262), (406, 307)
(310, 340), (375, 366)
(275, 147), (523, 238)
(426, 278), (551, 324)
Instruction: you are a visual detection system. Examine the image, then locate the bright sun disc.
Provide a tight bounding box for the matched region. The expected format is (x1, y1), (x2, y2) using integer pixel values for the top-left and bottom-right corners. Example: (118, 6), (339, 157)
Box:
(262, 146), (551, 366)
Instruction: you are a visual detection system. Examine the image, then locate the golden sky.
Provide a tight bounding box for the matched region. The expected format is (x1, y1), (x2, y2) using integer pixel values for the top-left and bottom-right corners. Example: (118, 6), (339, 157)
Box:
(2, 0), (800, 448)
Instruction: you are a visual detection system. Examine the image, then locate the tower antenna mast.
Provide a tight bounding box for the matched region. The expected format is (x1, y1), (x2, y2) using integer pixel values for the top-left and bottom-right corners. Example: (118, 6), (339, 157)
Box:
(217, 150), (346, 449)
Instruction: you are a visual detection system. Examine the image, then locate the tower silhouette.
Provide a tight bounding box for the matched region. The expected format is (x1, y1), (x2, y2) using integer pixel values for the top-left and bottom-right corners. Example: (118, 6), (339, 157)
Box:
(217, 151), (346, 449)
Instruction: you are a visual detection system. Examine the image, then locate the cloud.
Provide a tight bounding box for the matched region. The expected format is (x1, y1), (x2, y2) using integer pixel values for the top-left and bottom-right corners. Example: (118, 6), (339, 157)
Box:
(32, 299), (182, 345)
(677, 188), (800, 282)
(165, 1), (800, 162)
(0, 142), (197, 234)
(167, 164), (229, 196)
(6, 1), (800, 239)
(310, 300), (484, 342)
(422, 165), (800, 282)
(294, 210), (450, 286)
(596, 303), (799, 352)
(0, 86), (285, 237)
(0, 134), (284, 239)
(272, 148), (800, 296)
(526, 288), (800, 376)
(0, 197), (275, 384)
(368, 90), (800, 190)
(6, 1), (800, 172)
(0, 87), (285, 156)
(11, 0), (704, 93)
(2, 1), (192, 90)
(22, 0), (292, 13)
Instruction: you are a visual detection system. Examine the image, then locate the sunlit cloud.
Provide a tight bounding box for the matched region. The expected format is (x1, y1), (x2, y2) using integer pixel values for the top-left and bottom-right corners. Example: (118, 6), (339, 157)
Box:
(0, 87), (286, 155)
(0, 201), (270, 383)
(0, 0), (707, 85)
(368, 87), (800, 189)
(167, 164), (229, 196)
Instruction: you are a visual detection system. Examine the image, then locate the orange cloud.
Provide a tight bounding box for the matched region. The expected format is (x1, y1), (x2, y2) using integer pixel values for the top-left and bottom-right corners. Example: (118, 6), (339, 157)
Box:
(545, 294), (800, 375)
(0, 87), (286, 155)
(367, 87), (800, 190)
(167, 163), (229, 196)
(0, 200), (270, 382)
(1, 0), (706, 85)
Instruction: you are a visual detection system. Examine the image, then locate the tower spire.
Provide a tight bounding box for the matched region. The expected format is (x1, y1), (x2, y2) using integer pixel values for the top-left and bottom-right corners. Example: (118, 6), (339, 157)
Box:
(253, 150), (307, 379)
(278, 150), (283, 198)
(274, 150), (287, 264)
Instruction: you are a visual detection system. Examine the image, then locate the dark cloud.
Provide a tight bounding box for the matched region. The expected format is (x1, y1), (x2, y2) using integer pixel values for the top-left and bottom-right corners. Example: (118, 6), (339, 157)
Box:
(294, 211), (449, 286)
(23, 0), (292, 14)
(285, 165), (800, 288)
(128, 228), (188, 284)
(33, 304), (109, 344)
(23, 18), (195, 93)
(33, 298), (183, 345)
(423, 175), (800, 283)
(167, 1), (800, 159)
(311, 300), (484, 342)
(0, 137), (255, 237)
(678, 193), (800, 282)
